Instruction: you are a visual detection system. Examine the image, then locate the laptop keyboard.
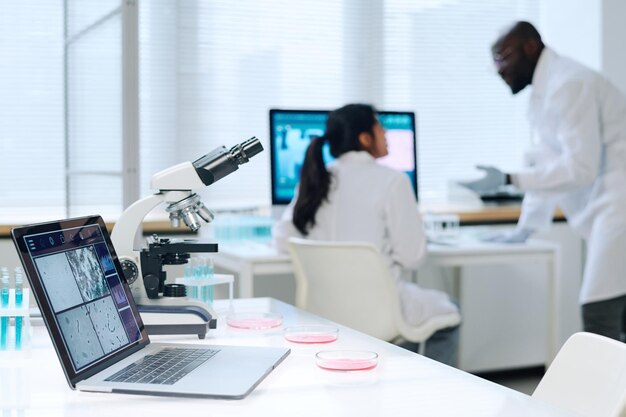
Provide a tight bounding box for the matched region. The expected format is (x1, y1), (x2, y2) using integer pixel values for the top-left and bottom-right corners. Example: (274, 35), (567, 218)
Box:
(105, 347), (220, 385)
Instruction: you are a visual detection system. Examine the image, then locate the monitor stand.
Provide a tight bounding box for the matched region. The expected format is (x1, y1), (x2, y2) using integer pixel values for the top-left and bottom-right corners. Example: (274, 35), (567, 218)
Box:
(270, 204), (287, 221)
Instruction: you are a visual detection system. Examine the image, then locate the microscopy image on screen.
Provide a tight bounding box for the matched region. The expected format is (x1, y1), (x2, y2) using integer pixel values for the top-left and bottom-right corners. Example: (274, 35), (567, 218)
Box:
(86, 297), (129, 354)
(94, 243), (116, 275)
(35, 253), (85, 313)
(106, 275), (129, 308)
(66, 246), (110, 302)
(57, 305), (105, 369)
(119, 308), (142, 343)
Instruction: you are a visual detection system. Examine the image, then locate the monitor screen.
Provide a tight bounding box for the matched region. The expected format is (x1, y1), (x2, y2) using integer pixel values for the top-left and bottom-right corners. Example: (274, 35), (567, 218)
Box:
(269, 109), (418, 205)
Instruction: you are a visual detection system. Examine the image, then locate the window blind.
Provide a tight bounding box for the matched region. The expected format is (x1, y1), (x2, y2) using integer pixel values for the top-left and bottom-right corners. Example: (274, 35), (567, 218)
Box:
(66, 0), (123, 218)
(382, 0), (538, 200)
(138, 0), (539, 207)
(0, 1), (65, 221)
(0, 0), (540, 224)
(0, 0), (123, 222)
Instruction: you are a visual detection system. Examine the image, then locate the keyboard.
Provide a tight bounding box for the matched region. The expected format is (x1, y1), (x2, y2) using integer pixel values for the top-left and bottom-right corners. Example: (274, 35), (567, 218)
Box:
(105, 347), (219, 385)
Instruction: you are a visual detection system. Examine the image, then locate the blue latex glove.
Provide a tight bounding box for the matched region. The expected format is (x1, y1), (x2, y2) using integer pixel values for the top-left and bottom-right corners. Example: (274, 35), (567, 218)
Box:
(483, 227), (534, 244)
(459, 165), (506, 194)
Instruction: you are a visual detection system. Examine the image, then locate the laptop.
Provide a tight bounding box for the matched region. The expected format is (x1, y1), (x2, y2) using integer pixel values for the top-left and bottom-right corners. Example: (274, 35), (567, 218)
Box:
(11, 215), (290, 399)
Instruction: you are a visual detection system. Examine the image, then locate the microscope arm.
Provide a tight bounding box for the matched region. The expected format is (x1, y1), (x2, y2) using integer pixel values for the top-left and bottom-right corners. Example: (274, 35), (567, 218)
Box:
(111, 189), (217, 322)
(111, 190), (193, 303)
(111, 190), (191, 258)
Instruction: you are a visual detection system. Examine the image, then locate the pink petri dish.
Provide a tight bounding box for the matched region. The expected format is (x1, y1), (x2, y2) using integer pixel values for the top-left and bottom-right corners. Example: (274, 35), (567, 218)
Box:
(284, 325), (339, 344)
(226, 312), (283, 330)
(316, 350), (378, 371)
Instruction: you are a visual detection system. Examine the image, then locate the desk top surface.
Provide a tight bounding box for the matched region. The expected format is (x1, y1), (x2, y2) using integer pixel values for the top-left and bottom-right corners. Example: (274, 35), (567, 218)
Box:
(214, 238), (559, 263)
(2, 298), (574, 417)
(0, 202), (566, 237)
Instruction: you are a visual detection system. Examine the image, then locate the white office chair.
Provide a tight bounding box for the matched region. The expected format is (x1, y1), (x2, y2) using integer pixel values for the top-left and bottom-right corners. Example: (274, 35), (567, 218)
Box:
(532, 332), (626, 417)
(287, 237), (461, 346)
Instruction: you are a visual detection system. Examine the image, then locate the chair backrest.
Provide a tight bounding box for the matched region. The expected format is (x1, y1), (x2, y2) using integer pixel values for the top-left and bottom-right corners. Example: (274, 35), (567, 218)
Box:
(532, 332), (626, 417)
(287, 238), (404, 341)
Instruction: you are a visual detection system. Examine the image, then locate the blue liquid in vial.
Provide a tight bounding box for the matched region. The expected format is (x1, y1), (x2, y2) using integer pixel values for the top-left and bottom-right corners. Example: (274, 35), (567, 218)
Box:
(15, 289), (23, 349)
(15, 268), (24, 349)
(1, 286), (8, 350)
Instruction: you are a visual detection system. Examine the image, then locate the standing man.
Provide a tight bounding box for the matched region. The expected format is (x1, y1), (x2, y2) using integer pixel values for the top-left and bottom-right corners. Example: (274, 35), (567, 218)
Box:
(461, 21), (626, 341)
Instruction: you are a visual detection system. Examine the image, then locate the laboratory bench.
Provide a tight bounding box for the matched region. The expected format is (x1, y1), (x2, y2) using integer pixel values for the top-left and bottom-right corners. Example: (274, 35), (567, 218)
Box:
(417, 202), (565, 226)
(0, 298), (578, 417)
(0, 203), (565, 237)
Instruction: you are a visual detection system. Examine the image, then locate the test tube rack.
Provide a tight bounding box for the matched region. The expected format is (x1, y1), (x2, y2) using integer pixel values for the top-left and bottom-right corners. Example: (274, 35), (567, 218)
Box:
(175, 273), (234, 310)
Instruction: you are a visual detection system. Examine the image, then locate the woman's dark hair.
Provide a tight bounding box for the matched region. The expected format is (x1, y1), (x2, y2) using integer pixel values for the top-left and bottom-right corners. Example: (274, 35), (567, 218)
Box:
(292, 103), (377, 235)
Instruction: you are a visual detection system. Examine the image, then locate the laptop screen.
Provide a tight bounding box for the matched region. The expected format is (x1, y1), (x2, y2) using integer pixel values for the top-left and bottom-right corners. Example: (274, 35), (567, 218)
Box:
(12, 216), (148, 382)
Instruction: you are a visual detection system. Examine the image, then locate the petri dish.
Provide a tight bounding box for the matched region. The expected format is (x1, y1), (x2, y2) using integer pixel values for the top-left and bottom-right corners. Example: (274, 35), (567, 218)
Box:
(316, 350), (378, 371)
(284, 325), (339, 344)
(225, 312), (283, 330)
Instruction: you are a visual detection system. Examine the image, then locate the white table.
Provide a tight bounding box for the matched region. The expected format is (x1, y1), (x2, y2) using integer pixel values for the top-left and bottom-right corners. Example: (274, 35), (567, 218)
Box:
(214, 241), (293, 299)
(1, 298), (576, 417)
(424, 240), (561, 364)
(213, 239), (561, 363)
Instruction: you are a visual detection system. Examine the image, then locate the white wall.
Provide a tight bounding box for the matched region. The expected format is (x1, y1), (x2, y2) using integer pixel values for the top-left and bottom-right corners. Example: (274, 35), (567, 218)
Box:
(0, 239), (34, 305)
(0, 239), (22, 271)
(539, 0), (626, 94)
(602, 0), (626, 94)
(538, 0), (602, 71)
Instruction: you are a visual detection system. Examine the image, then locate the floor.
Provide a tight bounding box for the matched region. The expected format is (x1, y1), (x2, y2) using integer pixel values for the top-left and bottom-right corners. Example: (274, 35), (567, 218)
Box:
(475, 366), (545, 396)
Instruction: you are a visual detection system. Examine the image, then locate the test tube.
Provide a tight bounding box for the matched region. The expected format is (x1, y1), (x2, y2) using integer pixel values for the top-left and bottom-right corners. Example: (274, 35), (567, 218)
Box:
(15, 267), (23, 349)
(1, 268), (9, 350)
(194, 256), (207, 304)
(184, 257), (197, 299)
(203, 256), (214, 304)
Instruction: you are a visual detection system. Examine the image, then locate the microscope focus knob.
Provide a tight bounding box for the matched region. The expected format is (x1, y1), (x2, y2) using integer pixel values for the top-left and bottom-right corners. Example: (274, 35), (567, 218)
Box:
(144, 273), (160, 299)
(119, 258), (139, 285)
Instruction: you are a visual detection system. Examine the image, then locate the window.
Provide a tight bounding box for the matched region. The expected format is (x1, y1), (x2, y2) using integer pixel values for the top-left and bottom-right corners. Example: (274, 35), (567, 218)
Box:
(66, 0), (124, 218)
(139, 0), (538, 205)
(1, 1), (539, 224)
(0, 1), (65, 221)
(0, 0), (123, 222)
(382, 0), (537, 200)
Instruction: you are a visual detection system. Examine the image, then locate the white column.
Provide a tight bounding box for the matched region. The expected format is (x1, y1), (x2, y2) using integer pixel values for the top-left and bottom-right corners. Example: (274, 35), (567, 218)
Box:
(601, 0), (626, 94)
(122, 0), (140, 208)
(538, 0), (602, 71)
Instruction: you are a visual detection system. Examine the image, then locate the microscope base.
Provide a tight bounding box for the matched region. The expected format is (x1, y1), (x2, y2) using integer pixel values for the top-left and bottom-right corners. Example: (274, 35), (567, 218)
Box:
(144, 322), (210, 340)
(138, 304), (217, 339)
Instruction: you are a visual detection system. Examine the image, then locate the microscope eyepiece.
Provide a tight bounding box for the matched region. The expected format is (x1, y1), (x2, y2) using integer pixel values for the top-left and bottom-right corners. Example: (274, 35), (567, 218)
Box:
(231, 137), (263, 163)
(193, 136), (264, 186)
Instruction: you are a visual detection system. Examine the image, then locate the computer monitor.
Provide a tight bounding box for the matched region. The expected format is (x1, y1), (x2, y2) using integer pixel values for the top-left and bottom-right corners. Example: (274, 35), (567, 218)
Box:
(269, 109), (418, 205)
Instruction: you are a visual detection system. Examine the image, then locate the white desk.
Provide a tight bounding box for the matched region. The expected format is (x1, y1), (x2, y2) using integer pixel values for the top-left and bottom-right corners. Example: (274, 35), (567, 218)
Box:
(214, 241), (293, 299)
(2, 298), (575, 417)
(213, 240), (561, 364)
(425, 241), (561, 364)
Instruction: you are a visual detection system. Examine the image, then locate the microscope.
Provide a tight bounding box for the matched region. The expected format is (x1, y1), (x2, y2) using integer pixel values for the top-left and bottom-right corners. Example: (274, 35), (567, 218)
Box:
(111, 137), (263, 338)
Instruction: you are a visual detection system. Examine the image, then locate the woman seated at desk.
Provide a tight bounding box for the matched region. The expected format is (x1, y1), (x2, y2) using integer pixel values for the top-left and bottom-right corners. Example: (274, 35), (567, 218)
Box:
(273, 103), (460, 366)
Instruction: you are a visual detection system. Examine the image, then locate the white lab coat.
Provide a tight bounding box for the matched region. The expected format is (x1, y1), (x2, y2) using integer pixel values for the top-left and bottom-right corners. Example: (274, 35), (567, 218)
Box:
(513, 47), (626, 304)
(273, 151), (458, 326)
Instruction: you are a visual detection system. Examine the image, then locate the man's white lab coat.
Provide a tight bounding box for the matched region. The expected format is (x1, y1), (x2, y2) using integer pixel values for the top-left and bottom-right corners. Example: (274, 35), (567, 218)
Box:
(273, 151), (458, 326)
(514, 47), (626, 304)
